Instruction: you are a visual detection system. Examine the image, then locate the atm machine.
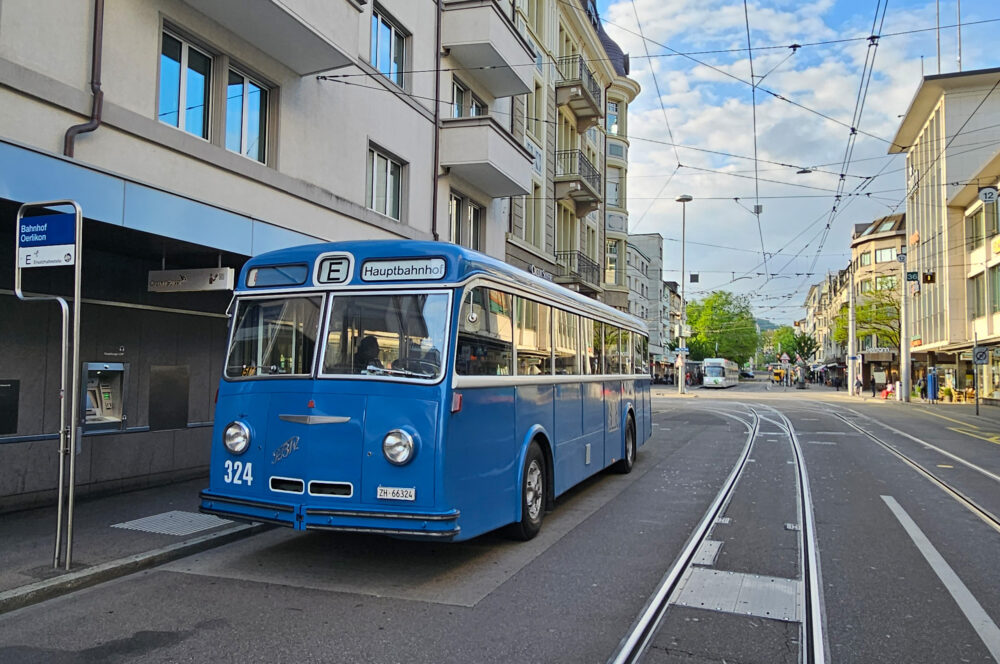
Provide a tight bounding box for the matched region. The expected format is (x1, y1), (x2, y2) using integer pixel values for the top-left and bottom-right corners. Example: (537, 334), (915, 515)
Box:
(82, 362), (128, 432)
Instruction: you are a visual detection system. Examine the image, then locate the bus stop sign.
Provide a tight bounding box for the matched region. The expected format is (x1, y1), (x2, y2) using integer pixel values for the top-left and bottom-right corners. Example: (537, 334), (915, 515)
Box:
(17, 212), (77, 268)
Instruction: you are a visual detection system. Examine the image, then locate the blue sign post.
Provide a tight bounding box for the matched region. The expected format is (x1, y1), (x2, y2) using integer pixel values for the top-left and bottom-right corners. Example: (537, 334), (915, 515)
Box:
(14, 201), (83, 571)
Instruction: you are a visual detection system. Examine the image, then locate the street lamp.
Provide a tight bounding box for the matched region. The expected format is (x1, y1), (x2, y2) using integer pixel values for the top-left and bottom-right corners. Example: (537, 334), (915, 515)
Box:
(676, 194), (692, 394)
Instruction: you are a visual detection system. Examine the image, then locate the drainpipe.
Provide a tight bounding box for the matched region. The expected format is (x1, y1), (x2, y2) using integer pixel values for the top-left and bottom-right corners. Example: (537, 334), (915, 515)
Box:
(430, 0), (443, 241)
(64, 0), (105, 157)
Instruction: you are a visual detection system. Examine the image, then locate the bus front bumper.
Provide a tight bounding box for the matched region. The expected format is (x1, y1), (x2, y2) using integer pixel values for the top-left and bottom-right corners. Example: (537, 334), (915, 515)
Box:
(199, 490), (461, 539)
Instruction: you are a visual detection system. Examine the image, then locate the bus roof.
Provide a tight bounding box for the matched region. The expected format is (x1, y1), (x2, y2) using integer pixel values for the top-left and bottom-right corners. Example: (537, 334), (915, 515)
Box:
(237, 240), (647, 333)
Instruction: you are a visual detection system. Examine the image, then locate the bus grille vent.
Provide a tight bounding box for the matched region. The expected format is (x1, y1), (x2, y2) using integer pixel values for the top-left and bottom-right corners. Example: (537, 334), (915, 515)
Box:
(309, 481), (353, 497)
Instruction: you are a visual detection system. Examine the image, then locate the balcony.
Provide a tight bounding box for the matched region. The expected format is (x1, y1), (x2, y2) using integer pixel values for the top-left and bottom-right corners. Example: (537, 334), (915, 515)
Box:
(555, 55), (603, 131)
(554, 251), (602, 295)
(182, 0), (354, 75)
(441, 0), (535, 97)
(440, 116), (533, 197)
(554, 150), (602, 216)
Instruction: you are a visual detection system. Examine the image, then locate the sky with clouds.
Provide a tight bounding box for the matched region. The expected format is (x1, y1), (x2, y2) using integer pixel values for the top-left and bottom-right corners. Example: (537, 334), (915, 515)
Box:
(596, 0), (1000, 323)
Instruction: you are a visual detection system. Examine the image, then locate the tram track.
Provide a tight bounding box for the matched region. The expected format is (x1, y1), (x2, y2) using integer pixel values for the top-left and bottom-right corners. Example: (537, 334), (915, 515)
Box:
(609, 404), (828, 664)
(830, 409), (1000, 535)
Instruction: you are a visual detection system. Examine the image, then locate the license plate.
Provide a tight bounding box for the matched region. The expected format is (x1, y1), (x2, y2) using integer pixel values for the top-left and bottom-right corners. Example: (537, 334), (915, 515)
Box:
(377, 486), (415, 501)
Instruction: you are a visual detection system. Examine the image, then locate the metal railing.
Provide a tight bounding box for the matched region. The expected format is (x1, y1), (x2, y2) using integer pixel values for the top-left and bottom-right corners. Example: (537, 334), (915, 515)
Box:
(556, 54), (601, 107)
(555, 250), (601, 286)
(555, 150), (601, 195)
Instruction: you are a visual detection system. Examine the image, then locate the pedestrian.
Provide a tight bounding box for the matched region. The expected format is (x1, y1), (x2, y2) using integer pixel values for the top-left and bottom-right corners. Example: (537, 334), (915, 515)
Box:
(870, 379), (876, 397)
(919, 377), (927, 401)
(834, 376), (840, 391)
(854, 377), (862, 395)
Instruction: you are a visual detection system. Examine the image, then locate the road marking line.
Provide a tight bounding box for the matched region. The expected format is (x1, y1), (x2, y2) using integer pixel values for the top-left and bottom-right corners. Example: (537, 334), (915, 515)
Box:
(937, 464), (954, 469)
(947, 427), (1000, 446)
(914, 408), (981, 430)
(881, 495), (1000, 662)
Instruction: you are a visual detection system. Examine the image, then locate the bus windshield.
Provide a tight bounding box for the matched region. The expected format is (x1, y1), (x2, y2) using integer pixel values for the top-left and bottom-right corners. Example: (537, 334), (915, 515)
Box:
(705, 366), (725, 377)
(322, 292), (449, 381)
(226, 295), (322, 378)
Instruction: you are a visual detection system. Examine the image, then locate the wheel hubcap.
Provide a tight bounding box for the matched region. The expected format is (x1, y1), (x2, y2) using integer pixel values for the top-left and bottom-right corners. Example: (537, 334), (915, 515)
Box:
(525, 459), (542, 520)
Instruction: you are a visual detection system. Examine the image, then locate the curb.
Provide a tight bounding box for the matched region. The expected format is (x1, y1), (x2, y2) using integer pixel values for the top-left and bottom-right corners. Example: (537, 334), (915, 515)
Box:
(0, 522), (270, 615)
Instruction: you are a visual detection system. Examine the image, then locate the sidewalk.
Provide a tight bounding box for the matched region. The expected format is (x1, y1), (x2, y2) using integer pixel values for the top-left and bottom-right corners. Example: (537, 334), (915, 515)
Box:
(0, 477), (267, 615)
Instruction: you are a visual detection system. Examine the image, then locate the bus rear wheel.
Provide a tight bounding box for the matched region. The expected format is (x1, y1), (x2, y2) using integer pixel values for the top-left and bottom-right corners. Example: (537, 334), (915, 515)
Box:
(506, 441), (545, 541)
(614, 417), (636, 474)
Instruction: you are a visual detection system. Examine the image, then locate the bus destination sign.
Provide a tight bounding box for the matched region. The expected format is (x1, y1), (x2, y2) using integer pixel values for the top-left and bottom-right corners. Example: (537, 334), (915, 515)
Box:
(361, 258), (447, 282)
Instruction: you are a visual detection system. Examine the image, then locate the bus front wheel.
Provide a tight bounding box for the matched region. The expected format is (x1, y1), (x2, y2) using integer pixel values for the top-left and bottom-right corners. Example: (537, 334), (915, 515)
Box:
(507, 441), (545, 541)
(613, 417), (636, 474)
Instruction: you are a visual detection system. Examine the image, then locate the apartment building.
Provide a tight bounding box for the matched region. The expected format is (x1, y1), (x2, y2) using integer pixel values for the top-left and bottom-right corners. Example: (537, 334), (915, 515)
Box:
(890, 66), (1000, 398)
(506, 0), (640, 306)
(0, 0), (638, 510)
(628, 233), (665, 360)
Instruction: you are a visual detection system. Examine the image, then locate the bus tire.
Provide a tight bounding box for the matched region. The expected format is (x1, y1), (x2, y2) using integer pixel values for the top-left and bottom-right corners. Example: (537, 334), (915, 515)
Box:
(506, 441), (545, 541)
(613, 416), (636, 474)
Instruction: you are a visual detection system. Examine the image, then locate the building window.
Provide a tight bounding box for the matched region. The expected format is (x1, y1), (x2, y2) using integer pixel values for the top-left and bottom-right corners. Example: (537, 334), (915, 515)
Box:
(367, 146), (403, 220)
(606, 101), (619, 135)
(607, 167), (621, 207)
(969, 273), (986, 319)
(874, 247), (896, 263)
(556, 204), (575, 253)
(371, 8), (406, 87)
(226, 70), (268, 162)
(523, 183), (543, 249)
(966, 207), (986, 250)
(452, 79), (486, 118)
(991, 265), (1000, 313)
(450, 192), (484, 252)
(159, 33), (211, 139)
(874, 275), (897, 291)
(526, 0), (543, 35)
(606, 240), (621, 284)
(526, 81), (544, 139)
(859, 279), (872, 293)
(608, 142), (624, 158)
(859, 252), (872, 266)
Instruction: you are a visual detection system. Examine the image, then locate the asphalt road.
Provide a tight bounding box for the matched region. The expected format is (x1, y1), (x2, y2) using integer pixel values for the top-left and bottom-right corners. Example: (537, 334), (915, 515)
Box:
(1, 386), (998, 664)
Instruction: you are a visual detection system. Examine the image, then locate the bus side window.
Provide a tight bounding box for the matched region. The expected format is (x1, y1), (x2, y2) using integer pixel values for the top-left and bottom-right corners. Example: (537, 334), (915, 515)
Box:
(457, 287), (513, 376)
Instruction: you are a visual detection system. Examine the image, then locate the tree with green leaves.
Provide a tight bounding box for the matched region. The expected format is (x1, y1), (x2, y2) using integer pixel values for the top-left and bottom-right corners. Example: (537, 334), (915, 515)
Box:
(833, 284), (900, 351)
(792, 332), (820, 362)
(685, 291), (759, 365)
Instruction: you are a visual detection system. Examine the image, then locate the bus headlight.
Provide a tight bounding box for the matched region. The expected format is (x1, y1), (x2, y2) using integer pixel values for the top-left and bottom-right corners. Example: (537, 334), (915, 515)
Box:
(223, 421), (251, 455)
(383, 430), (415, 466)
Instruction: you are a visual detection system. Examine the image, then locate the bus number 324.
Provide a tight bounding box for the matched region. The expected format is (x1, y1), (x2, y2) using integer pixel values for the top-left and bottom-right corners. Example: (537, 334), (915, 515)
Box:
(223, 460), (254, 486)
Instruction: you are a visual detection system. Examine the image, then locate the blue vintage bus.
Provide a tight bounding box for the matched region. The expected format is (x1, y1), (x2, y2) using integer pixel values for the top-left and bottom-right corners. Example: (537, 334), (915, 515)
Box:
(200, 241), (651, 541)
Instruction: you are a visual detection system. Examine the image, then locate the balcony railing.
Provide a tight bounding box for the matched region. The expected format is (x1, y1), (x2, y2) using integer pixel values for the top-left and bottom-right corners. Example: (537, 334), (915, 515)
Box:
(555, 150), (600, 194)
(556, 55), (601, 107)
(555, 251), (601, 287)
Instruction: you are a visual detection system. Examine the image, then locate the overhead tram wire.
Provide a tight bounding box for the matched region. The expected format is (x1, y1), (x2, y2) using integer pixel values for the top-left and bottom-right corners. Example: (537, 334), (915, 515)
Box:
(595, 14), (905, 150)
(627, 0), (681, 233)
(743, 0), (770, 280)
(794, 0), (889, 299)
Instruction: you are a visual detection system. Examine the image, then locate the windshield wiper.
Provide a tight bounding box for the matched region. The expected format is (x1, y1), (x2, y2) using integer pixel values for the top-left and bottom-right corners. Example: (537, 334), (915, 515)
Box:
(362, 364), (434, 378)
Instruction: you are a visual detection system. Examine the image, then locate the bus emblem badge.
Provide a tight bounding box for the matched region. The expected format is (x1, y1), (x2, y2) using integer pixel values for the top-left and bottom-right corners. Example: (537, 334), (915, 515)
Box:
(273, 436), (300, 465)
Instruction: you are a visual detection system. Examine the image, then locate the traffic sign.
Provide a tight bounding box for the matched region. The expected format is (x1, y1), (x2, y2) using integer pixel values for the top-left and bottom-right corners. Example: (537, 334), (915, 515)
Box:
(906, 271), (918, 281)
(979, 186), (998, 204)
(780, 352), (790, 362)
(896, 252), (906, 263)
(973, 346), (989, 365)
(677, 347), (689, 353)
